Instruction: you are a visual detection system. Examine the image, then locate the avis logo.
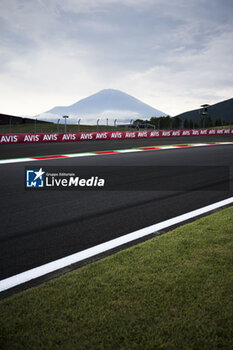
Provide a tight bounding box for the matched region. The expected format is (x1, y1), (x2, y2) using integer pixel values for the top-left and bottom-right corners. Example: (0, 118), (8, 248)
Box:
(26, 168), (45, 188)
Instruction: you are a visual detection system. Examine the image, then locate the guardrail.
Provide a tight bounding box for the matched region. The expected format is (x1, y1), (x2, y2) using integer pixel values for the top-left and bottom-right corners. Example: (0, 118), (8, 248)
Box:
(1, 129), (233, 144)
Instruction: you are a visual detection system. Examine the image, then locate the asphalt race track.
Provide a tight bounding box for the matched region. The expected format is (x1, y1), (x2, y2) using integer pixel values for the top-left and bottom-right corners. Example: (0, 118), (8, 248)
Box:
(0, 136), (233, 288)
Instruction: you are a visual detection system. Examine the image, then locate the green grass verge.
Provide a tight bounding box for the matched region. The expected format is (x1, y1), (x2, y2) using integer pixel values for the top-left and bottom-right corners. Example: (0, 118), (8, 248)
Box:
(0, 123), (133, 134)
(0, 207), (233, 349)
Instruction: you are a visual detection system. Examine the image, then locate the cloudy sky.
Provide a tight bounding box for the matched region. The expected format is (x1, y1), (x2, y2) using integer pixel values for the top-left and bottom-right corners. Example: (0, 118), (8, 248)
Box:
(0, 0), (233, 118)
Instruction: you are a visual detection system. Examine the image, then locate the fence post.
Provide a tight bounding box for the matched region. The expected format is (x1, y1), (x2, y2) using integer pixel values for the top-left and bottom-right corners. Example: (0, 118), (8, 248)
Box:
(96, 119), (100, 132)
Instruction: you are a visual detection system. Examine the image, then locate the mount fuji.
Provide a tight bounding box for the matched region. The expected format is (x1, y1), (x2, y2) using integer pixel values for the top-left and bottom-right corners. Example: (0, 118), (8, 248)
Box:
(37, 89), (167, 124)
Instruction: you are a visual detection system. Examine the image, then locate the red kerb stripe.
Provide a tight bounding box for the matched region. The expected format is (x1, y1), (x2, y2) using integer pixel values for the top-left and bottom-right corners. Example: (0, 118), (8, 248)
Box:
(33, 155), (68, 159)
(93, 151), (119, 154)
(139, 147), (161, 150)
(176, 145), (193, 147)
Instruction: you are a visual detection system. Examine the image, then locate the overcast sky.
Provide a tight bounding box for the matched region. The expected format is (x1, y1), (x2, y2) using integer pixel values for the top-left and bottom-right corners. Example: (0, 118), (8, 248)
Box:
(0, 0), (233, 117)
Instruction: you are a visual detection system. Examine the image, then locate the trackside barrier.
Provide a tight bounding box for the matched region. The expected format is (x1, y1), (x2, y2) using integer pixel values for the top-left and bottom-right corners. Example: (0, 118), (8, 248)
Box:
(0, 129), (233, 144)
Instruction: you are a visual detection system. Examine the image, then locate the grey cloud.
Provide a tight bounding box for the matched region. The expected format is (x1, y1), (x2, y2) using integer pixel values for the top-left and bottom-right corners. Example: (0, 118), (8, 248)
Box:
(0, 0), (232, 116)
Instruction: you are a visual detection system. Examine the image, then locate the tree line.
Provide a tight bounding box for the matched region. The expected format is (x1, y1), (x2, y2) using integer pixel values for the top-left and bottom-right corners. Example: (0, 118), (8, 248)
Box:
(133, 116), (232, 129)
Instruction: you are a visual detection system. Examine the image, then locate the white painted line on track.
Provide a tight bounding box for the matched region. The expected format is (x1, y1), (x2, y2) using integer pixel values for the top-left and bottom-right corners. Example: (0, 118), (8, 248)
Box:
(158, 146), (179, 149)
(0, 158), (38, 164)
(116, 149), (142, 153)
(1, 196), (233, 293)
(62, 153), (95, 158)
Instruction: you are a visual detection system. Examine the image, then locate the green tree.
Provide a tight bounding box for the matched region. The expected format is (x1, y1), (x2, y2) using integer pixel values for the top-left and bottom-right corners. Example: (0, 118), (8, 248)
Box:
(184, 119), (189, 129)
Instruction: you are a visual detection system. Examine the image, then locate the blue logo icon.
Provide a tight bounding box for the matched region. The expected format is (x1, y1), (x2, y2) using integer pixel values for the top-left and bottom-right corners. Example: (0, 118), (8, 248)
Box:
(26, 168), (45, 188)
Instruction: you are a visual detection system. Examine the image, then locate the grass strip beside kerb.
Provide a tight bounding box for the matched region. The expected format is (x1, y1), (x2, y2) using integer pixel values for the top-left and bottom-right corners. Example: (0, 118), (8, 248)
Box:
(0, 206), (233, 350)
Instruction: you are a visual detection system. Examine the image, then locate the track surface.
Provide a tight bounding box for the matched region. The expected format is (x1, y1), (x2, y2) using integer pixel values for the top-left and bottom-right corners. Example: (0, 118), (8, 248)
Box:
(0, 139), (233, 281)
(1, 135), (233, 159)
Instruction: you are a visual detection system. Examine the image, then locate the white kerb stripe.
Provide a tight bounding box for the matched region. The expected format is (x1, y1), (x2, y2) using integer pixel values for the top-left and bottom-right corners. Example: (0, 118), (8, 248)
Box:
(0, 196), (233, 292)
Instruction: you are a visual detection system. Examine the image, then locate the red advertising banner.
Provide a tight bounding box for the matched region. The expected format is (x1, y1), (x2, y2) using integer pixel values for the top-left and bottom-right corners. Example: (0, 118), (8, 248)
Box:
(0, 129), (233, 144)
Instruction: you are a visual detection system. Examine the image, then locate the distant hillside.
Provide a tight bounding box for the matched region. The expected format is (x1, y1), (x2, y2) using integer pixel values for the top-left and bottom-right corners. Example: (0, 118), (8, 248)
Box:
(175, 98), (233, 124)
(38, 89), (167, 124)
(0, 113), (49, 125)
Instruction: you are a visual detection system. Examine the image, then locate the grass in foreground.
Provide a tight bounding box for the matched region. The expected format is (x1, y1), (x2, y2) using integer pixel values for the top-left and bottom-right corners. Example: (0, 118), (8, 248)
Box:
(0, 207), (233, 349)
